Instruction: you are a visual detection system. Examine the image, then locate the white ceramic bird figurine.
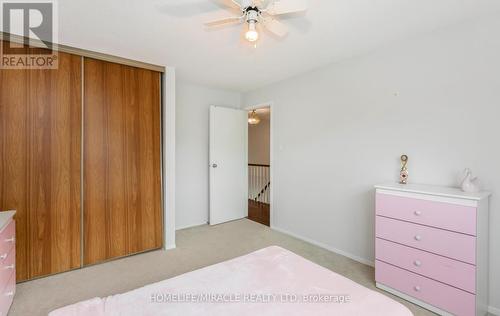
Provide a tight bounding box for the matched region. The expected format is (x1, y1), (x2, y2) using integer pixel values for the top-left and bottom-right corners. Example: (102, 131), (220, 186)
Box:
(460, 168), (480, 193)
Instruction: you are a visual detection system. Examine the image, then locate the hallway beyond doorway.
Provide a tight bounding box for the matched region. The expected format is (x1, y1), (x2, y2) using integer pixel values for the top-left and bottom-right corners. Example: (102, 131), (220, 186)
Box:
(248, 199), (270, 226)
(247, 106), (271, 227)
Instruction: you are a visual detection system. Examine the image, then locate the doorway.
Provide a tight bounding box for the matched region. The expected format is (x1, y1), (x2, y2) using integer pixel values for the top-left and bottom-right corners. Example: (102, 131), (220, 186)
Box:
(247, 106), (271, 226)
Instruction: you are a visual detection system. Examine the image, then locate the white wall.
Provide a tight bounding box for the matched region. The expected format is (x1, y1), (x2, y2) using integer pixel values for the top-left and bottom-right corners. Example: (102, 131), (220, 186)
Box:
(163, 68), (176, 249)
(243, 16), (500, 311)
(176, 81), (241, 230)
(248, 118), (271, 165)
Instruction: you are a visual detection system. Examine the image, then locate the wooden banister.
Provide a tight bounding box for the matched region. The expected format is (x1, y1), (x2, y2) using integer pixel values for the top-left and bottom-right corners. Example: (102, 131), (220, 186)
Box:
(248, 163), (270, 167)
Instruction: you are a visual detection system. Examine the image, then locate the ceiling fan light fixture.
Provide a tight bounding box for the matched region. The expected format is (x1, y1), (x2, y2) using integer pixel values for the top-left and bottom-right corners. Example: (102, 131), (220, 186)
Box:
(245, 20), (259, 42)
(204, 0), (307, 44)
(248, 110), (261, 125)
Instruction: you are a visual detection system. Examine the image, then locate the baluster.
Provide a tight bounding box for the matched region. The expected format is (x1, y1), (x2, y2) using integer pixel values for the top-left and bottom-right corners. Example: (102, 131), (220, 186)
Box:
(263, 167), (266, 203)
(254, 166), (257, 200)
(250, 166), (254, 200)
(260, 167), (266, 202)
(253, 166), (256, 200)
(257, 167), (262, 202)
(256, 167), (259, 202)
(266, 167), (269, 204)
(248, 166), (251, 200)
(256, 166), (259, 202)
(255, 167), (258, 200)
(249, 166), (252, 200)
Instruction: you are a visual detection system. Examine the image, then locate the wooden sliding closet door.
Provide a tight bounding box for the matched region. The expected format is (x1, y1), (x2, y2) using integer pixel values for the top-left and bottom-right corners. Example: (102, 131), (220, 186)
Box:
(0, 44), (82, 280)
(27, 49), (82, 278)
(83, 58), (162, 265)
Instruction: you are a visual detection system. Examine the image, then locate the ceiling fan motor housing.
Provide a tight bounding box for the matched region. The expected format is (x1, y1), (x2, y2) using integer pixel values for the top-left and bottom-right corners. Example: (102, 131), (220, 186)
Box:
(245, 7), (260, 23)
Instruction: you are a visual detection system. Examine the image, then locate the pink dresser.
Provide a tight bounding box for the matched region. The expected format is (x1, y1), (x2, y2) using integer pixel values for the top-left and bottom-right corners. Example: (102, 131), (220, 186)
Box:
(375, 184), (490, 316)
(0, 211), (15, 316)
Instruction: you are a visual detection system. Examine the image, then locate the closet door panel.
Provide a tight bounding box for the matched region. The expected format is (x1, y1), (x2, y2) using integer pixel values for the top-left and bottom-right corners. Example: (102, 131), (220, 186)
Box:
(28, 50), (82, 278)
(105, 62), (127, 259)
(82, 58), (107, 264)
(83, 59), (127, 264)
(149, 72), (162, 249)
(0, 45), (82, 280)
(123, 67), (140, 253)
(137, 68), (162, 251)
(124, 68), (162, 254)
(0, 51), (30, 281)
(84, 59), (161, 265)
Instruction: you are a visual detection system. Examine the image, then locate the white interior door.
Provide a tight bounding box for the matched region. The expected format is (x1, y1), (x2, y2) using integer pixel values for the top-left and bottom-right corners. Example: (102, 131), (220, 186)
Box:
(209, 106), (248, 225)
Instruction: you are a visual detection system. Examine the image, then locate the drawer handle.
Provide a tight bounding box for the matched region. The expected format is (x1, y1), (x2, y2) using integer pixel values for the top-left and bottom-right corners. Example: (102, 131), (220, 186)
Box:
(414, 286), (421, 292)
(5, 237), (15, 243)
(4, 291), (14, 297)
(4, 264), (14, 270)
(414, 235), (422, 241)
(414, 260), (422, 267)
(0, 254), (6, 260)
(414, 210), (422, 216)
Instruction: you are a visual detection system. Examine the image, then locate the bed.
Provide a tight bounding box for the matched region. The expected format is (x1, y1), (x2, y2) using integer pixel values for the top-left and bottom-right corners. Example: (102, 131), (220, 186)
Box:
(49, 246), (413, 316)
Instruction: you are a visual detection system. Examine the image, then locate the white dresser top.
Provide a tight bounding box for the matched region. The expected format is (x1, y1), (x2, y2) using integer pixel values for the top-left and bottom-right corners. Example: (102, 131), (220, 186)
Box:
(375, 183), (491, 201)
(0, 210), (16, 231)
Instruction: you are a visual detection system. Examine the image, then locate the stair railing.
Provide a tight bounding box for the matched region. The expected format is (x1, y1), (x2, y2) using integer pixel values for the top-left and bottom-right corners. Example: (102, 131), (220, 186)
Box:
(248, 164), (270, 204)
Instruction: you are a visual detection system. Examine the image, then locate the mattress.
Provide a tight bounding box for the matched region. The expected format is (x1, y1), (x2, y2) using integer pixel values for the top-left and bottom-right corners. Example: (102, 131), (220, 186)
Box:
(49, 246), (412, 316)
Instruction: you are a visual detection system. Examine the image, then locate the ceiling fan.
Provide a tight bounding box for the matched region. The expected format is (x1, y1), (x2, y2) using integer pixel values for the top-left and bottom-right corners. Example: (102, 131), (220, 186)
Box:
(205, 0), (307, 43)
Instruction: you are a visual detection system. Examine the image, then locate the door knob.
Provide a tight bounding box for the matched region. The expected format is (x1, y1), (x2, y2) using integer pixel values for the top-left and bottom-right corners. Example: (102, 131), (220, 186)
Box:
(212, 164), (218, 168)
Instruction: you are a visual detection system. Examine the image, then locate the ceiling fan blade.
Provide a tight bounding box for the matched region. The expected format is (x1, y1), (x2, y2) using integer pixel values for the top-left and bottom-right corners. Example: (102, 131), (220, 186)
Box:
(205, 16), (244, 27)
(213, 0), (242, 10)
(253, 0), (272, 7)
(262, 18), (288, 37)
(265, 0), (307, 16)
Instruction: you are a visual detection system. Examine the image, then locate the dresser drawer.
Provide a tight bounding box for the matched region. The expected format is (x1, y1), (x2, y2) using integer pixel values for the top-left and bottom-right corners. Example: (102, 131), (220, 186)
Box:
(376, 193), (476, 235)
(0, 220), (15, 257)
(376, 216), (476, 264)
(0, 270), (15, 316)
(376, 260), (475, 316)
(0, 247), (14, 292)
(376, 238), (475, 293)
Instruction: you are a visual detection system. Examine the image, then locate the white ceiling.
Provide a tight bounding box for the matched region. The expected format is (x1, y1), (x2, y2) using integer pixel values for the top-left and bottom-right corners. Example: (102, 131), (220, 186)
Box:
(57, 0), (500, 92)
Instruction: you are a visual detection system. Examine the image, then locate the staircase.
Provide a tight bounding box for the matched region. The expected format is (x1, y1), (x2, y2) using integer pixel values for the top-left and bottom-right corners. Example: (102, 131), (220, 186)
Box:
(248, 164), (270, 226)
(248, 164), (270, 204)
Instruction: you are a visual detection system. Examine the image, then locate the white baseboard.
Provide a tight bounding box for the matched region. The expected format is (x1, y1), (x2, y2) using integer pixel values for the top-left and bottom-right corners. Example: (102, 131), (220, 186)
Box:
(489, 305), (500, 316)
(176, 221), (208, 231)
(164, 244), (176, 250)
(271, 225), (375, 267)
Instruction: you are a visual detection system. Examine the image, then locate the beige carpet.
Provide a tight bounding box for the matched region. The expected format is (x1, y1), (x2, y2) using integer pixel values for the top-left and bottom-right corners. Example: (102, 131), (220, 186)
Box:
(10, 219), (436, 316)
